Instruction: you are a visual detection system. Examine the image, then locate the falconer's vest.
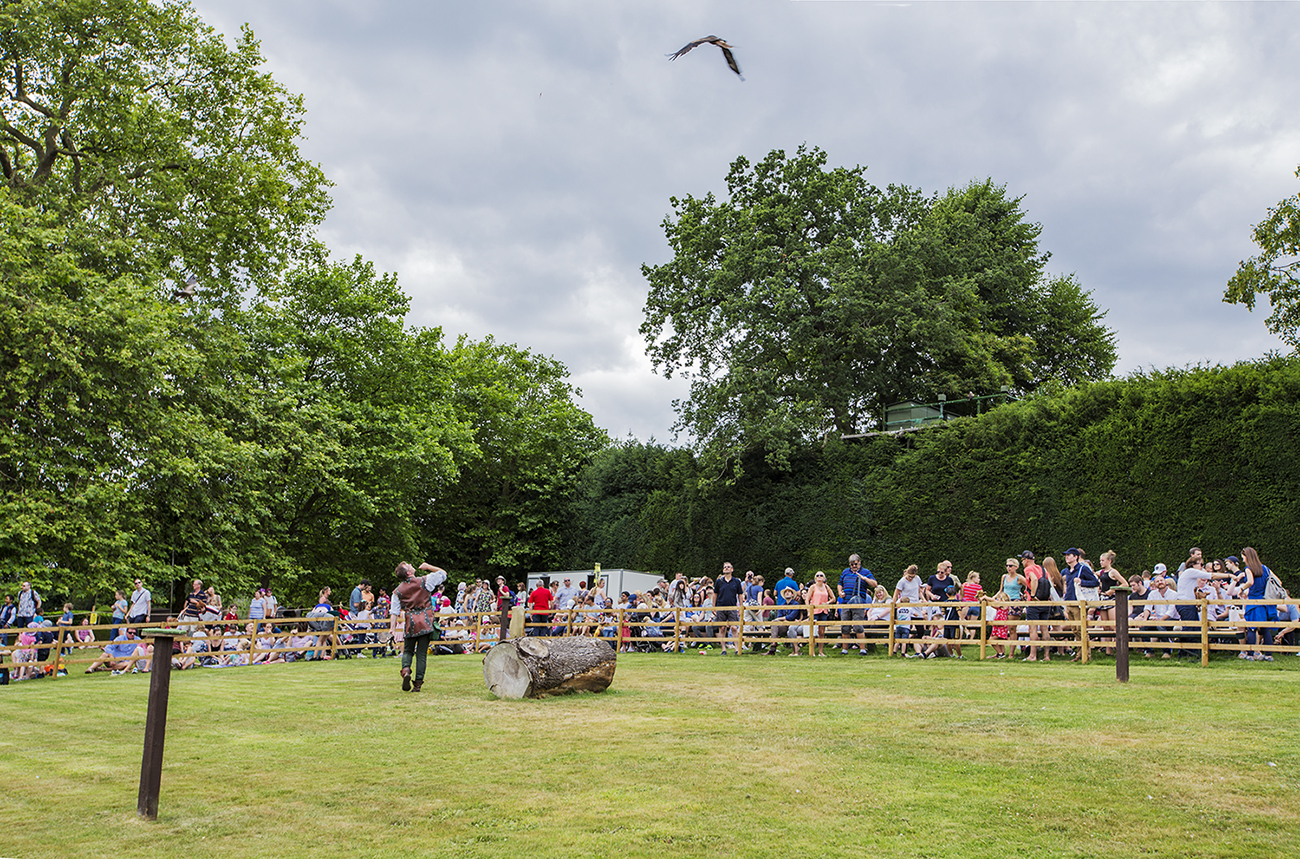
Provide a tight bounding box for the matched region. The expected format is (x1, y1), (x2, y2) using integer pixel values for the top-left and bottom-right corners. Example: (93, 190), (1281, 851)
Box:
(395, 578), (438, 638)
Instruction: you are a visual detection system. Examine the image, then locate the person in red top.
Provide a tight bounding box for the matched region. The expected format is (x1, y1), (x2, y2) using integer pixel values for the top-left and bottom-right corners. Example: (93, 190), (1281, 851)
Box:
(527, 581), (553, 636)
(1020, 551), (1043, 586)
(495, 576), (513, 640)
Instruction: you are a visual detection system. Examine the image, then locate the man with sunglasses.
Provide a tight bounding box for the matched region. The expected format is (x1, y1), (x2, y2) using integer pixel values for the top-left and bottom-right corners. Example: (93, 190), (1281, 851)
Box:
(838, 554), (876, 654)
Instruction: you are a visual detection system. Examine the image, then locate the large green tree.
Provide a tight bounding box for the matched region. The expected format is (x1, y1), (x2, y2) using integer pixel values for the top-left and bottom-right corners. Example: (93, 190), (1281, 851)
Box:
(1, 0), (330, 604)
(0, 1), (610, 608)
(0, 196), (184, 597)
(1224, 162), (1300, 348)
(418, 337), (609, 578)
(1, 0), (330, 302)
(641, 146), (1116, 478)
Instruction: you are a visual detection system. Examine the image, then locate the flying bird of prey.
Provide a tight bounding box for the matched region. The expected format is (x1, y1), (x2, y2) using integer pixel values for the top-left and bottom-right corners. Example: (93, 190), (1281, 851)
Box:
(667, 35), (743, 80)
(171, 275), (198, 301)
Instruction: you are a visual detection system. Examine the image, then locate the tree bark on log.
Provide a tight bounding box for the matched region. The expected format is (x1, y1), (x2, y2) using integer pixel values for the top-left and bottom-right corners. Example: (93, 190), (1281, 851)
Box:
(482, 637), (617, 699)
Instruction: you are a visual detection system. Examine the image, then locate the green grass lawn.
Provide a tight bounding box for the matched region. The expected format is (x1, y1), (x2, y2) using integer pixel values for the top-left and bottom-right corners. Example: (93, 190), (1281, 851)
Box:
(1, 652), (1296, 859)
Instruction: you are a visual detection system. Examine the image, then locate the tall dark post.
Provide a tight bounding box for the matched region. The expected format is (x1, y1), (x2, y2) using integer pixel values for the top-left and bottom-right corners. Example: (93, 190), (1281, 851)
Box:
(138, 629), (176, 820)
(1113, 587), (1132, 684)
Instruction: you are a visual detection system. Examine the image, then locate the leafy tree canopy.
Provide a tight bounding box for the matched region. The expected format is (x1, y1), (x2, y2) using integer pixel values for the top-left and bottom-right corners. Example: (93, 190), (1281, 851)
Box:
(641, 145), (1116, 478)
(0, 2), (607, 609)
(419, 337), (610, 577)
(1224, 162), (1300, 348)
(1, 0), (331, 303)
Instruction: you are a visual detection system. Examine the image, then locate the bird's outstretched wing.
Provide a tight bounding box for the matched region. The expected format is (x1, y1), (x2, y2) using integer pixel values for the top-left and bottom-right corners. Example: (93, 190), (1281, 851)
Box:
(667, 35), (743, 81)
(719, 46), (743, 80)
(668, 35), (721, 61)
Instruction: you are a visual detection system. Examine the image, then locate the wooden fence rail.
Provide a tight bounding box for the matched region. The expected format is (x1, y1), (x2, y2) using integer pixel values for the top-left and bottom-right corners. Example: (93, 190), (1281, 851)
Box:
(2, 597), (1295, 681)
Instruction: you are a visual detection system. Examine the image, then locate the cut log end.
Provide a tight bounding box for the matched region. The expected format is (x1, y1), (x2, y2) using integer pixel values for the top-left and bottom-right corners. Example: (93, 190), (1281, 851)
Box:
(482, 637), (617, 699)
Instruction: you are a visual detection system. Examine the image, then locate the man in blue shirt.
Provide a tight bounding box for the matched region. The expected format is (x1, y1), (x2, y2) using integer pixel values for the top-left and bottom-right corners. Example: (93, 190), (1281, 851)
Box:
(350, 579), (371, 616)
(774, 568), (799, 605)
(1, 595), (15, 646)
(1062, 548), (1095, 661)
(838, 554), (876, 654)
(85, 627), (148, 674)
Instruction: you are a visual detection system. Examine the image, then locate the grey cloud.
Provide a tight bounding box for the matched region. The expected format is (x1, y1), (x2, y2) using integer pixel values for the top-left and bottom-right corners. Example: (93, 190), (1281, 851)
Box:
(194, 0), (1298, 442)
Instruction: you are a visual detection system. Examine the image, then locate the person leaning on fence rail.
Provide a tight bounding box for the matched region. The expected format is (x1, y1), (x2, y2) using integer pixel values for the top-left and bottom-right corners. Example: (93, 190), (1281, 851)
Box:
(392, 561), (448, 692)
(1176, 556), (1227, 625)
(1276, 594), (1300, 649)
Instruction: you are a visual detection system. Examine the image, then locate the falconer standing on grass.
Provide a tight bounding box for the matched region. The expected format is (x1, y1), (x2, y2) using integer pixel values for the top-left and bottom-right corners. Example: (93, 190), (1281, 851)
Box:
(392, 561), (448, 692)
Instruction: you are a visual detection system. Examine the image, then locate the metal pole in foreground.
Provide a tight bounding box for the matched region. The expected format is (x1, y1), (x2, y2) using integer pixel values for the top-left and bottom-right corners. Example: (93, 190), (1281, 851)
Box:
(138, 629), (176, 820)
(1113, 587), (1132, 684)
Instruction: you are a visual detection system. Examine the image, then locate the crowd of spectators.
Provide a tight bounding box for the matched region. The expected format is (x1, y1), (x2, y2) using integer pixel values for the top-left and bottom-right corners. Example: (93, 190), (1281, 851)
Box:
(3, 545), (1297, 683)
(451, 546), (1300, 662)
(0, 576), (414, 682)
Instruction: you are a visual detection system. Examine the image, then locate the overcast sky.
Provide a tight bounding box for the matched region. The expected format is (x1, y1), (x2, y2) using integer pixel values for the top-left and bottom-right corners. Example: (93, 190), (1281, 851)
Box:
(193, 0), (1300, 442)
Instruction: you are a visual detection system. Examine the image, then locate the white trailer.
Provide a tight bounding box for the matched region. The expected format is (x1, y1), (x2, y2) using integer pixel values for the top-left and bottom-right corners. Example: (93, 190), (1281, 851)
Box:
(526, 568), (662, 603)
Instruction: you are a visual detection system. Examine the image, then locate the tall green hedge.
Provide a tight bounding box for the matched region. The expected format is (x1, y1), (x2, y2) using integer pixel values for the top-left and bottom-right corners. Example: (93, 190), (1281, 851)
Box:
(566, 356), (1300, 591)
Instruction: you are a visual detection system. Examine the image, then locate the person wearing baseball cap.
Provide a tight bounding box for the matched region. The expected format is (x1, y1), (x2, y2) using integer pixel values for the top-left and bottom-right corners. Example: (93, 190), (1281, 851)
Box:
(1062, 548), (1097, 660)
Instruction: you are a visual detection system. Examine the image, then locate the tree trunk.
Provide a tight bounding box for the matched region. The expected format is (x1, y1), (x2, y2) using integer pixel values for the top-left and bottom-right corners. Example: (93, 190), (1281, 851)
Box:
(482, 637), (617, 699)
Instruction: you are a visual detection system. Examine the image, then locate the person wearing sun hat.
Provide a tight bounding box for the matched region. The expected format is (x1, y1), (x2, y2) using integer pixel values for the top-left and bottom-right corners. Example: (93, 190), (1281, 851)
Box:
(774, 568), (799, 605)
(767, 586), (806, 656)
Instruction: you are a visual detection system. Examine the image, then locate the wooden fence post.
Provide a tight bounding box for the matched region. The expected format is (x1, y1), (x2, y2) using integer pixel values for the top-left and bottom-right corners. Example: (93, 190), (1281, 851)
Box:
(887, 603), (896, 657)
(1199, 599), (1210, 666)
(979, 598), (987, 661)
(50, 626), (67, 678)
(1080, 601), (1091, 663)
(1114, 587), (1131, 683)
(138, 629), (176, 820)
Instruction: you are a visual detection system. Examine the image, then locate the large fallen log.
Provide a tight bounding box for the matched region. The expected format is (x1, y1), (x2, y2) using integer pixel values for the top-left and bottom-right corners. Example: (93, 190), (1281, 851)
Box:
(482, 637), (617, 699)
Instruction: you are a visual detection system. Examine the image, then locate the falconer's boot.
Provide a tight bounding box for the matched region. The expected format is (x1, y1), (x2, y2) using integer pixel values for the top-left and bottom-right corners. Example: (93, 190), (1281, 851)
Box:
(411, 678), (423, 693)
(400, 666), (411, 691)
